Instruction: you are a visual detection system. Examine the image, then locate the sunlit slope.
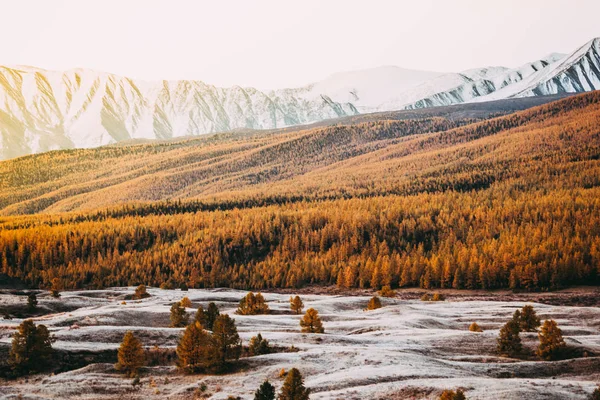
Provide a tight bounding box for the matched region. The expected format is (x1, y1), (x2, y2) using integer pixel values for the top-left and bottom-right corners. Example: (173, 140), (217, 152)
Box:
(0, 92), (598, 215)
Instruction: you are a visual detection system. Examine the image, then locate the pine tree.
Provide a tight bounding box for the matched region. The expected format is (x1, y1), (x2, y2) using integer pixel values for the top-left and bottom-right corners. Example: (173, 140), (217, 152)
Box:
(537, 319), (566, 360)
(9, 320), (53, 374)
(195, 305), (208, 327)
(206, 302), (220, 330)
(367, 296), (382, 310)
(290, 296), (304, 315)
(211, 314), (242, 371)
(519, 305), (541, 332)
(279, 368), (310, 400)
(27, 293), (38, 311)
(248, 333), (271, 356)
(170, 301), (189, 327)
(254, 379), (276, 400)
(116, 331), (145, 377)
(300, 308), (324, 334)
(237, 292), (270, 315)
(50, 277), (62, 298)
(497, 319), (522, 357)
(176, 321), (212, 373)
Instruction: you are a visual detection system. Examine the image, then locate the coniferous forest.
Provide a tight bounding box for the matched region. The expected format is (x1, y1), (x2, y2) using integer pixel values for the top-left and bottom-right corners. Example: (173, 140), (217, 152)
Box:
(1, 92), (600, 292)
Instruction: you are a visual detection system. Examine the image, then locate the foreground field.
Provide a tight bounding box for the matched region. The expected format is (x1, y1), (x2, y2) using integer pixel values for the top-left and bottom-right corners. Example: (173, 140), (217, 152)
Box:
(1, 288), (600, 399)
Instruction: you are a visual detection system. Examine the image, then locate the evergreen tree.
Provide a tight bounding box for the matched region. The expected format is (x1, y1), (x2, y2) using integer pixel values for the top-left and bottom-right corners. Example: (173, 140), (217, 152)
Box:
(206, 302), (220, 330)
(537, 319), (566, 360)
(116, 331), (145, 377)
(378, 285), (395, 298)
(248, 333), (271, 356)
(237, 292), (270, 315)
(211, 314), (242, 371)
(519, 305), (541, 332)
(290, 296), (304, 315)
(176, 321), (212, 373)
(50, 277), (62, 298)
(9, 320), (53, 374)
(300, 308), (324, 334)
(27, 293), (38, 311)
(497, 319), (522, 357)
(367, 296), (382, 310)
(170, 301), (189, 327)
(279, 368), (310, 400)
(195, 305), (208, 327)
(254, 379), (276, 400)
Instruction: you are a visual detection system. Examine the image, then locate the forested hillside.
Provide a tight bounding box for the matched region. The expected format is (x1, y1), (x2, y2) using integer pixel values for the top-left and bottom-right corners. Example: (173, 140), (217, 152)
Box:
(0, 92), (599, 291)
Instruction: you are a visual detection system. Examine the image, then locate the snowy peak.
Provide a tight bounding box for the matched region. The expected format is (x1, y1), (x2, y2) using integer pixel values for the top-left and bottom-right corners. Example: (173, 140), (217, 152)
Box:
(1, 37), (600, 160)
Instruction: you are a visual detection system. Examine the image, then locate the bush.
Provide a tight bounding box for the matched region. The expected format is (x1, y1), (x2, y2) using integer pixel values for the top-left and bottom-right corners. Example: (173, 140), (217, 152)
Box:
(378, 285), (396, 298)
(367, 296), (382, 310)
(134, 284), (149, 299)
(237, 292), (270, 315)
(180, 297), (192, 308)
(116, 331), (145, 377)
(421, 293), (431, 301)
(440, 389), (467, 400)
(589, 386), (600, 400)
(537, 319), (566, 360)
(432, 292), (445, 301)
(469, 322), (483, 332)
(300, 308), (324, 333)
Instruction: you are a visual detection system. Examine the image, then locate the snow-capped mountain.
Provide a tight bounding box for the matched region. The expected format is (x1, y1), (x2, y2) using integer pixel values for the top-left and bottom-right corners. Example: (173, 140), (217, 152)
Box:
(1, 37), (599, 160)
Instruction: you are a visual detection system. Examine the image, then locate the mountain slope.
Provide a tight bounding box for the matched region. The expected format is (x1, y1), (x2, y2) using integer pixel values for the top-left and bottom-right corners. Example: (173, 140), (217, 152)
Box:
(0, 92), (596, 215)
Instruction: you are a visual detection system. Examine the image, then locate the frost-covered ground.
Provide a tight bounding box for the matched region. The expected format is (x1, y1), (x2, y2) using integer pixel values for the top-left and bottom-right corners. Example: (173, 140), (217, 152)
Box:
(1, 287), (600, 400)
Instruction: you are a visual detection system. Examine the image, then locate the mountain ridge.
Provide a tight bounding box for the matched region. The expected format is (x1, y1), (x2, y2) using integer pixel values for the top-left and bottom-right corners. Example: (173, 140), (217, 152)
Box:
(1, 37), (599, 160)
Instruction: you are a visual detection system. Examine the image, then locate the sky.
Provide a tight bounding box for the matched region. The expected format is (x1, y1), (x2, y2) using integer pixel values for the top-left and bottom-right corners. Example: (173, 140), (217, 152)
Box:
(1, 0), (599, 89)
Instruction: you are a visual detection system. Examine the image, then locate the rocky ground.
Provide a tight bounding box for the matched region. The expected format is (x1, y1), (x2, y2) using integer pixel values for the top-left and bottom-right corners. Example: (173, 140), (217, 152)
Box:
(1, 287), (599, 399)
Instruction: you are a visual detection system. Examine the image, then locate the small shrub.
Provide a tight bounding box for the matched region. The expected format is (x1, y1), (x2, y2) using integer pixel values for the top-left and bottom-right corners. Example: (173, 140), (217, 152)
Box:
(279, 368), (287, 378)
(367, 296), (382, 310)
(440, 388), (466, 400)
(379, 285), (396, 298)
(248, 333), (271, 356)
(431, 292), (445, 301)
(589, 386), (600, 400)
(134, 285), (149, 299)
(421, 293), (431, 301)
(469, 322), (483, 332)
(180, 297), (192, 308)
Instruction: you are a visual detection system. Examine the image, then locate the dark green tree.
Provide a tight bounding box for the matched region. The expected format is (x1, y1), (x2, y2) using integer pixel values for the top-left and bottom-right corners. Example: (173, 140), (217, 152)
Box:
(254, 379), (276, 400)
(211, 314), (242, 371)
(27, 293), (38, 311)
(206, 302), (220, 330)
(248, 333), (271, 356)
(497, 319), (522, 357)
(9, 320), (53, 374)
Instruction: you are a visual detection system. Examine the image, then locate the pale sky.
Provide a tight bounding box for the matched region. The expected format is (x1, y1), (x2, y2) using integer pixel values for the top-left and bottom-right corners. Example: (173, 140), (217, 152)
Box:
(1, 0), (599, 89)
